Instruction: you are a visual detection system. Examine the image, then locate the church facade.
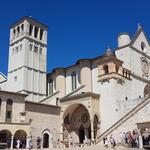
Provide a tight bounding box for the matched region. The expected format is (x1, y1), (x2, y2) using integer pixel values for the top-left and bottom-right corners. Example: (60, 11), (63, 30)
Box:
(0, 17), (150, 149)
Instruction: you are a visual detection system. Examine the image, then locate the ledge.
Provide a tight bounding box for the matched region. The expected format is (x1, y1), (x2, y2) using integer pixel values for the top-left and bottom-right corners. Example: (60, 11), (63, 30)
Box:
(39, 91), (59, 103)
(61, 92), (100, 102)
(0, 122), (30, 125)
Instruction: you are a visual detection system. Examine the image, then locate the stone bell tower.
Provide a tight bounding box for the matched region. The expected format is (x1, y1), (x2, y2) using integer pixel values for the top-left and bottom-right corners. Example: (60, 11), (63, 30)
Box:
(7, 16), (48, 102)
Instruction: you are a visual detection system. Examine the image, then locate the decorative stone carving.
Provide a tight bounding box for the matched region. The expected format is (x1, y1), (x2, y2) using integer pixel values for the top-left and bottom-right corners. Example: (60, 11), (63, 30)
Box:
(81, 113), (89, 124)
(144, 81), (150, 98)
(141, 57), (149, 76)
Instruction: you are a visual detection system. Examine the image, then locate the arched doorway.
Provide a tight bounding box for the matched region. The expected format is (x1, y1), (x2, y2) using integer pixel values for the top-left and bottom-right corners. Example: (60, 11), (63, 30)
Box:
(0, 130), (12, 148)
(43, 133), (49, 148)
(63, 104), (91, 145)
(42, 129), (53, 148)
(14, 130), (27, 148)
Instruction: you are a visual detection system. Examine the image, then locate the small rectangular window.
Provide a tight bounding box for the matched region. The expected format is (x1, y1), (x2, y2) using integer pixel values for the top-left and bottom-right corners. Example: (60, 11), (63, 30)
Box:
(30, 44), (33, 51)
(16, 46), (18, 53)
(19, 44), (22, 51)
(34, 46), (38, 53)
(6, 111), (11, 119)
(12, 48), (15, 54)
(39, 48), (42, 54)
(14, 76), (17, 81)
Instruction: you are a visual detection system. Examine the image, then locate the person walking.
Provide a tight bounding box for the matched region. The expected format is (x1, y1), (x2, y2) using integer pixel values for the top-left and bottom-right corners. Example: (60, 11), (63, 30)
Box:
(37, 137), (41, 149)
(16, 139), (20, 149)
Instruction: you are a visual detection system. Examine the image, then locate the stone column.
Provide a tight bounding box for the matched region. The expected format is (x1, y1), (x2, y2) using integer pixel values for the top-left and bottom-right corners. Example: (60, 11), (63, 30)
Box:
(37, 28), (40, 40)
(91, 120), (94, 141)
(139, 134), (143, 148)
(24, 20), (30, 35)
(43, 30), (47, 44)
(60, 122), (64, 142)
(10, 135), (14, 149)
(84, 128), (88, 141)
(26, 136), (29, 149)
(41, 136), (43, 149)
(137, 129), (143, 149)
(32, 25), (35, 37)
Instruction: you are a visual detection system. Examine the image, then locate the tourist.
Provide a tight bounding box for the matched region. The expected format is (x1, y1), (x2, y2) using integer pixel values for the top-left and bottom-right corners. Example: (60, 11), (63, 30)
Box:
(37, 137), (41, 149)
(16, 139), (20, 149)
(6, 138), (11, 148)
(124, 132), (128, 143)
(120, 132), (124, 142)
(104, 137), (109, 147)
(102, 137), (106, 145)
(26, 136), (33, 150)
(110, 135), (116, 147)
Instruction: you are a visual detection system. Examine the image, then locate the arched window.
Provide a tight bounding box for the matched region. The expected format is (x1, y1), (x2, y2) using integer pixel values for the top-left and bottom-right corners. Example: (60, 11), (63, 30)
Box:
(17, 26), (20, 35)
(34, 27), (38, 38)
(116, 66), (119, 73)
(29, 24), (33, 36)
(21, 24), (24, 31)
(71, 72), (77, 91)
(103, 65), (109, 74)
(6, 99), (13, 123)
(141, 42), (146, 53)
(13, 29), (16, 38)
(40, 29), (43, 40)
(48, 79), (53, 95)
(13, 29), (16, 34)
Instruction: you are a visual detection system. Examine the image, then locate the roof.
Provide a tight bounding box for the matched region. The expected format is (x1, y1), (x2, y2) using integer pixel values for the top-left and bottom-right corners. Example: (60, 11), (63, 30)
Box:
(25, 100), (60, 108)
(10, 16), (48, 29)
(61, 92), (100, 102)
(47, 53), (121, 76)
(0, 90), (28, 97)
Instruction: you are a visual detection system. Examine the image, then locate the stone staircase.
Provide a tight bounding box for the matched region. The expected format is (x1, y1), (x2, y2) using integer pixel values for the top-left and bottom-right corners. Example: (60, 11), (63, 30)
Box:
(10, 146), (143, 150)
(96, 96), (150, 144)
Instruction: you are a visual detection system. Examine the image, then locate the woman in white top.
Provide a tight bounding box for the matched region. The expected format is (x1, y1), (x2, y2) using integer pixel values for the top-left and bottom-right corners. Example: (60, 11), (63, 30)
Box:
(16, 139), (20, 149)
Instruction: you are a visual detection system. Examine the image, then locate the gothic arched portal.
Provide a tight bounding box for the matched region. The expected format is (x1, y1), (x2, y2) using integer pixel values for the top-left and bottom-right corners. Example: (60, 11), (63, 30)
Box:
(63, 104), (94, 145)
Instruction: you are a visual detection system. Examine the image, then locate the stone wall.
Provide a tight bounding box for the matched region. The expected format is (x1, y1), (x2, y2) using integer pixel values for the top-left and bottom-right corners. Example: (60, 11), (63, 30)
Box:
(25, 102), (61, 147)
(100, 97), (150, 144)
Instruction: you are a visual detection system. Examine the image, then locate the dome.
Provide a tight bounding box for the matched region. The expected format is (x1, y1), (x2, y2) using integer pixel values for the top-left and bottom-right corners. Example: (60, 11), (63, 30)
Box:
(105, 48), (115, 57)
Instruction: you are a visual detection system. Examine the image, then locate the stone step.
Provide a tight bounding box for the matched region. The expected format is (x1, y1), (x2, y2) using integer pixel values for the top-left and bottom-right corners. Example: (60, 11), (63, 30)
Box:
(96, 96), (150, 144)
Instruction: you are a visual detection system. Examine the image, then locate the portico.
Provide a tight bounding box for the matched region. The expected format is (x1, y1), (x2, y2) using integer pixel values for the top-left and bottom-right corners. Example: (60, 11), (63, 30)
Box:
(60, 92), (100, 146)
(0, 123), (30, 149)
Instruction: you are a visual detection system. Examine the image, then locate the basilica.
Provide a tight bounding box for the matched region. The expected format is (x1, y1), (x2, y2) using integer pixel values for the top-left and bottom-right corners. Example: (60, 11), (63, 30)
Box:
(0, 16), (150, 149)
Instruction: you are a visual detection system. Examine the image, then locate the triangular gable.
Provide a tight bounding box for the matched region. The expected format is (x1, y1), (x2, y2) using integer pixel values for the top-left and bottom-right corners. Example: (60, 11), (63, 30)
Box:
(130, 28), (150, 56)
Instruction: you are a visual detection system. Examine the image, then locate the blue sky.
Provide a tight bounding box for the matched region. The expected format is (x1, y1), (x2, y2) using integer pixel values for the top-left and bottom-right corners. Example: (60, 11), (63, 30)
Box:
(0, 0), (150, 74)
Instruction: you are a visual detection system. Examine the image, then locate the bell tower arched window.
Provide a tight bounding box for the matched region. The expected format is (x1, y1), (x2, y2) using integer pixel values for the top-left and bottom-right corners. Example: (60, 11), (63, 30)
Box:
(103, 65), (109, 74)
(29, 24), (33, 36)
(6, 99), (13, 123)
